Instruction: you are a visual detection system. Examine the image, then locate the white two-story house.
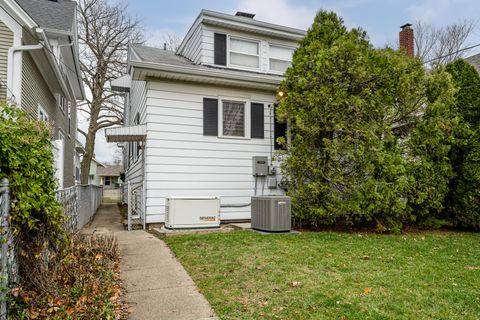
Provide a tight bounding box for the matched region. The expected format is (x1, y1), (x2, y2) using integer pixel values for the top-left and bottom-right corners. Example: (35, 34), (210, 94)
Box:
(107, 10), (306, 224)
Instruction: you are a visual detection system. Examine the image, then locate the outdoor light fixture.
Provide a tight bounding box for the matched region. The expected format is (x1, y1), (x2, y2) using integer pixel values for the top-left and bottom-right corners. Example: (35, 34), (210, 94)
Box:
(277, 90), (285, 98)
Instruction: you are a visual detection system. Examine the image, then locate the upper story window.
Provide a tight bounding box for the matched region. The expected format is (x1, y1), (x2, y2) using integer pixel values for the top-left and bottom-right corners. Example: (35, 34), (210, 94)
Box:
(229, 37), (260, 69)
(59, 95), (69, 113)
(38, 105), (49, 122)
(269, 45), (294, 73)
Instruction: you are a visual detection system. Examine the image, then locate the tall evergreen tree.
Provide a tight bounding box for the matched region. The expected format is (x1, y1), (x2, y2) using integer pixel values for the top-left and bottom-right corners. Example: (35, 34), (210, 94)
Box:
(278, 11), (456, 231)
(445, 59), (480, 230)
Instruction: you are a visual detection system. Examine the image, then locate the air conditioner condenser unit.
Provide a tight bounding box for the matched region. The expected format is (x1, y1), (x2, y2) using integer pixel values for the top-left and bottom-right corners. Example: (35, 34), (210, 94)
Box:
(165, 197), (221, 229)
(251, 196), (291, 232)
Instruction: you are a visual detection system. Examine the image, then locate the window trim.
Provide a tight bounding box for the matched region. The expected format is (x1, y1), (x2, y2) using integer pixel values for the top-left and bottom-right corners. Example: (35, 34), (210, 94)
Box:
(37, 105), (49, 122)
(218, 97), (251, 140)
(227, 35), (261, 72)
(268, 42), (295, 74)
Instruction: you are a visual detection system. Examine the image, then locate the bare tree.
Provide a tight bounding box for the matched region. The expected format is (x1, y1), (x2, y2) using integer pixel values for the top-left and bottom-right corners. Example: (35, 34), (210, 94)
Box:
(162, 33), (182, 51)
(414, 20), (477, 65)
(77, 0), (143, 184)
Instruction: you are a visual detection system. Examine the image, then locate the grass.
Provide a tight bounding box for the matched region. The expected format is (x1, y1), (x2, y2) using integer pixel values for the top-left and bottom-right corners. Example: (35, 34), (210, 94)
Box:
(165, 230), (480, 320)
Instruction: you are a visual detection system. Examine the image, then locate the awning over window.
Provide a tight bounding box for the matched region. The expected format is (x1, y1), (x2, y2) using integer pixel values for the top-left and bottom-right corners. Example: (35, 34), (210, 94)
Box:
(105, 125), (146, 142)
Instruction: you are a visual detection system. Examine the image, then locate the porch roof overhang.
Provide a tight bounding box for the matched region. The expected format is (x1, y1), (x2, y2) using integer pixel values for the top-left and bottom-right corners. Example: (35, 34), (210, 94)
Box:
(105, 124), (146, 143)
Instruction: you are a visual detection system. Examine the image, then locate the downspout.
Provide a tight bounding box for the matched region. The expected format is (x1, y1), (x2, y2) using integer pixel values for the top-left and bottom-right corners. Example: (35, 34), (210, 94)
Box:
(7, 43), (43, 103)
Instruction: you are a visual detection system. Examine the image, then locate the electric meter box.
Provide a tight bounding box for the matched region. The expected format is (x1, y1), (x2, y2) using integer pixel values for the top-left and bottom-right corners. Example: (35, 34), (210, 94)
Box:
(252, 156), (269, 176)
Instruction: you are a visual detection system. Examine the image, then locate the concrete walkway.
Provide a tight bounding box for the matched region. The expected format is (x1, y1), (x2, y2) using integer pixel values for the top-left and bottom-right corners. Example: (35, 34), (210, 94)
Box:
(82, 204), (217, 320)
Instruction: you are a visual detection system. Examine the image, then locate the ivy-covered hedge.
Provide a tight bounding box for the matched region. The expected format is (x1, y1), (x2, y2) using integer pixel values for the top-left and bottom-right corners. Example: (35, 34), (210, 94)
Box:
(0, 103), (66, 287)
(278, 11), (479, 232)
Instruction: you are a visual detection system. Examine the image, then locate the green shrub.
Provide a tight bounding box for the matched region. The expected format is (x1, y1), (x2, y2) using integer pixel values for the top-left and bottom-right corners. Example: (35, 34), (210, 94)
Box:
(445, 59), (480, 230)
(0, 103), (66, 287)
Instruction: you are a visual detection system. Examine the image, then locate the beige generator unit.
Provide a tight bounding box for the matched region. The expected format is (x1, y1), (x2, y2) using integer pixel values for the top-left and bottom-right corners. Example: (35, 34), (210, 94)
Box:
(251, 196), (292, 232)
(165, 197), (221, 229)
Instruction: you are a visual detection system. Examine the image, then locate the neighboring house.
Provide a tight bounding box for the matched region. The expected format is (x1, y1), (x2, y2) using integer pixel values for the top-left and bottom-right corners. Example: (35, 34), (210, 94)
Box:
(88, 158), (106, 186)
(0, 0), (85, 188)
(106, 10), (306, 224)
(466, 53), (480, 73)
(97, 164), (123, 189)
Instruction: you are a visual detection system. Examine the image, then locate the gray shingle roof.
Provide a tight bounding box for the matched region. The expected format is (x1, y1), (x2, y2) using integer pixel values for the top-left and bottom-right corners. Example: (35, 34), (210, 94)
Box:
(466, 53), (480, 73)
(131, 45), (196, 67)
(16, 0), (77, 33)
(96, 165), (124, 177)
(130, 44), (284, 79)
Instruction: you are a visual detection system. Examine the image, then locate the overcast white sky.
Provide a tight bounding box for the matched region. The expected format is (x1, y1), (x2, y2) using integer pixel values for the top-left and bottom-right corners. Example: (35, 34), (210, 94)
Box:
(88, 0), (480, 163)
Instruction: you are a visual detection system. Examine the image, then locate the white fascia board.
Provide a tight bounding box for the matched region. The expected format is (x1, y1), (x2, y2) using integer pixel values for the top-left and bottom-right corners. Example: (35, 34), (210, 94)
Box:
(0, 0), (37, 30)
(130, 60), (282, 90)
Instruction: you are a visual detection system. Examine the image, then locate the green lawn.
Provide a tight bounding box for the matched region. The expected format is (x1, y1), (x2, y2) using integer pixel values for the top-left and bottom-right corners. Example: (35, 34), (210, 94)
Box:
(165, 231), (480, 320)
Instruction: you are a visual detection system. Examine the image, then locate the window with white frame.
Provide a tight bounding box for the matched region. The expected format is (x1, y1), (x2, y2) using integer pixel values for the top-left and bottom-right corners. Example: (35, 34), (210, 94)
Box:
(269, 44), (294, 73)
(38, 105), (49, 122)
(58, 130), (65, 141)
(229, 37), (260, 69)
(68, 104), (72, 136)
(59, 95), (68, 113)
(222, 101), (246, 137)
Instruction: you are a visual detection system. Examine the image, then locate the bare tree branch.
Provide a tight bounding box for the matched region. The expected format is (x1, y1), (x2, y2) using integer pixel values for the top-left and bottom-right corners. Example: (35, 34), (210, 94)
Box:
(78, 0), (144, 184)
(414, 20), (477, 66)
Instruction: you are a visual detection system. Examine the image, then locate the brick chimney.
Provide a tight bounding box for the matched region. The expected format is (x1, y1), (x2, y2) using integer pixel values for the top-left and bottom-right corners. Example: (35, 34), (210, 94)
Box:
(399, 23), (414, 57)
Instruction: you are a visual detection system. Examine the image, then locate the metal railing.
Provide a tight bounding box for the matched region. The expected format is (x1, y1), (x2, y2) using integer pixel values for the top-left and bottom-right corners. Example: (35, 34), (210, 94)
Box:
(127, 181), (146, 231)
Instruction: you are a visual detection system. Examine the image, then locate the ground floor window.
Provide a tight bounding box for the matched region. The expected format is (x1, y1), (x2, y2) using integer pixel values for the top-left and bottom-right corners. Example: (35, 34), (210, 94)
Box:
(222, 101), (245, 137)
(105, 176), (111, 186)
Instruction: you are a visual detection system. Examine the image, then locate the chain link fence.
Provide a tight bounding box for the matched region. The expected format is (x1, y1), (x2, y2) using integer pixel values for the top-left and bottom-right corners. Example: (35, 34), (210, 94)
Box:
(0, 182), (103, 319)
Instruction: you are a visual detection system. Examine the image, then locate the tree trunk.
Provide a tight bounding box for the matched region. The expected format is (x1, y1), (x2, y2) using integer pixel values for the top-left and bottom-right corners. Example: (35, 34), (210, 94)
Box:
(80, 105), (100, 184)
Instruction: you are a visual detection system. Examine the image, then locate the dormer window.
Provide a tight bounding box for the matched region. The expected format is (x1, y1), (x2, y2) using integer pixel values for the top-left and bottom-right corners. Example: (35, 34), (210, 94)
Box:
(269, 44), (294, 73)
(229, 37), (260, 69)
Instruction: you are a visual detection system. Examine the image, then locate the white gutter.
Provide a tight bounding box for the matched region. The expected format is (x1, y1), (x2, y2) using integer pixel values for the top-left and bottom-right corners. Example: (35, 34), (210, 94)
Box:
(36, 28), (74, 101)
(7, 43), (43, 103)
(130, 60), (282, 90)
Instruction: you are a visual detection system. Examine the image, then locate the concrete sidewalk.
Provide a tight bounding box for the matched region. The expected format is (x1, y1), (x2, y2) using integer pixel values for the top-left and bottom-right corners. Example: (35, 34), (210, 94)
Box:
(82, 204), (217, 320)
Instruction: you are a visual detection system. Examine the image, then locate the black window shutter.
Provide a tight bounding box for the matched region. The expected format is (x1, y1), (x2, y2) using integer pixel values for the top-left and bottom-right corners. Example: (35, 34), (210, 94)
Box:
(203, 98), (218, 136)
(251, 103), (264, 139)
(274, 104), (287, 150)
(214, 33), (227, 66)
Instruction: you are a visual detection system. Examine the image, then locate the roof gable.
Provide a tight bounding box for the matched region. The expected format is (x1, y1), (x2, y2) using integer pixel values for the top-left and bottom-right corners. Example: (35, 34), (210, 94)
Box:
(16, 0), (77, 33)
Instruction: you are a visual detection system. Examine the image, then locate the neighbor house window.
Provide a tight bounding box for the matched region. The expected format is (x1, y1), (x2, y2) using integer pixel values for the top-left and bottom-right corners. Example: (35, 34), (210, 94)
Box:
(222, 101), (245, 137)
(105, 176), (111, 186)
(38, 105), (49, 122)
(269, 45), (294, 73)
(59, 95), (69, 113)
(68, 104), (72, 136)
(229, 37), (259, 69)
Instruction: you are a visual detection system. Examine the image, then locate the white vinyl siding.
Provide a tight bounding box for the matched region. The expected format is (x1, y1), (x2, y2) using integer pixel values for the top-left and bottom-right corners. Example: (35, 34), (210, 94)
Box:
(201, 26), (299, 73)
(0, 21), (13, 101)
(143, 80), (284, 224)
(125, 80), (147, 186)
